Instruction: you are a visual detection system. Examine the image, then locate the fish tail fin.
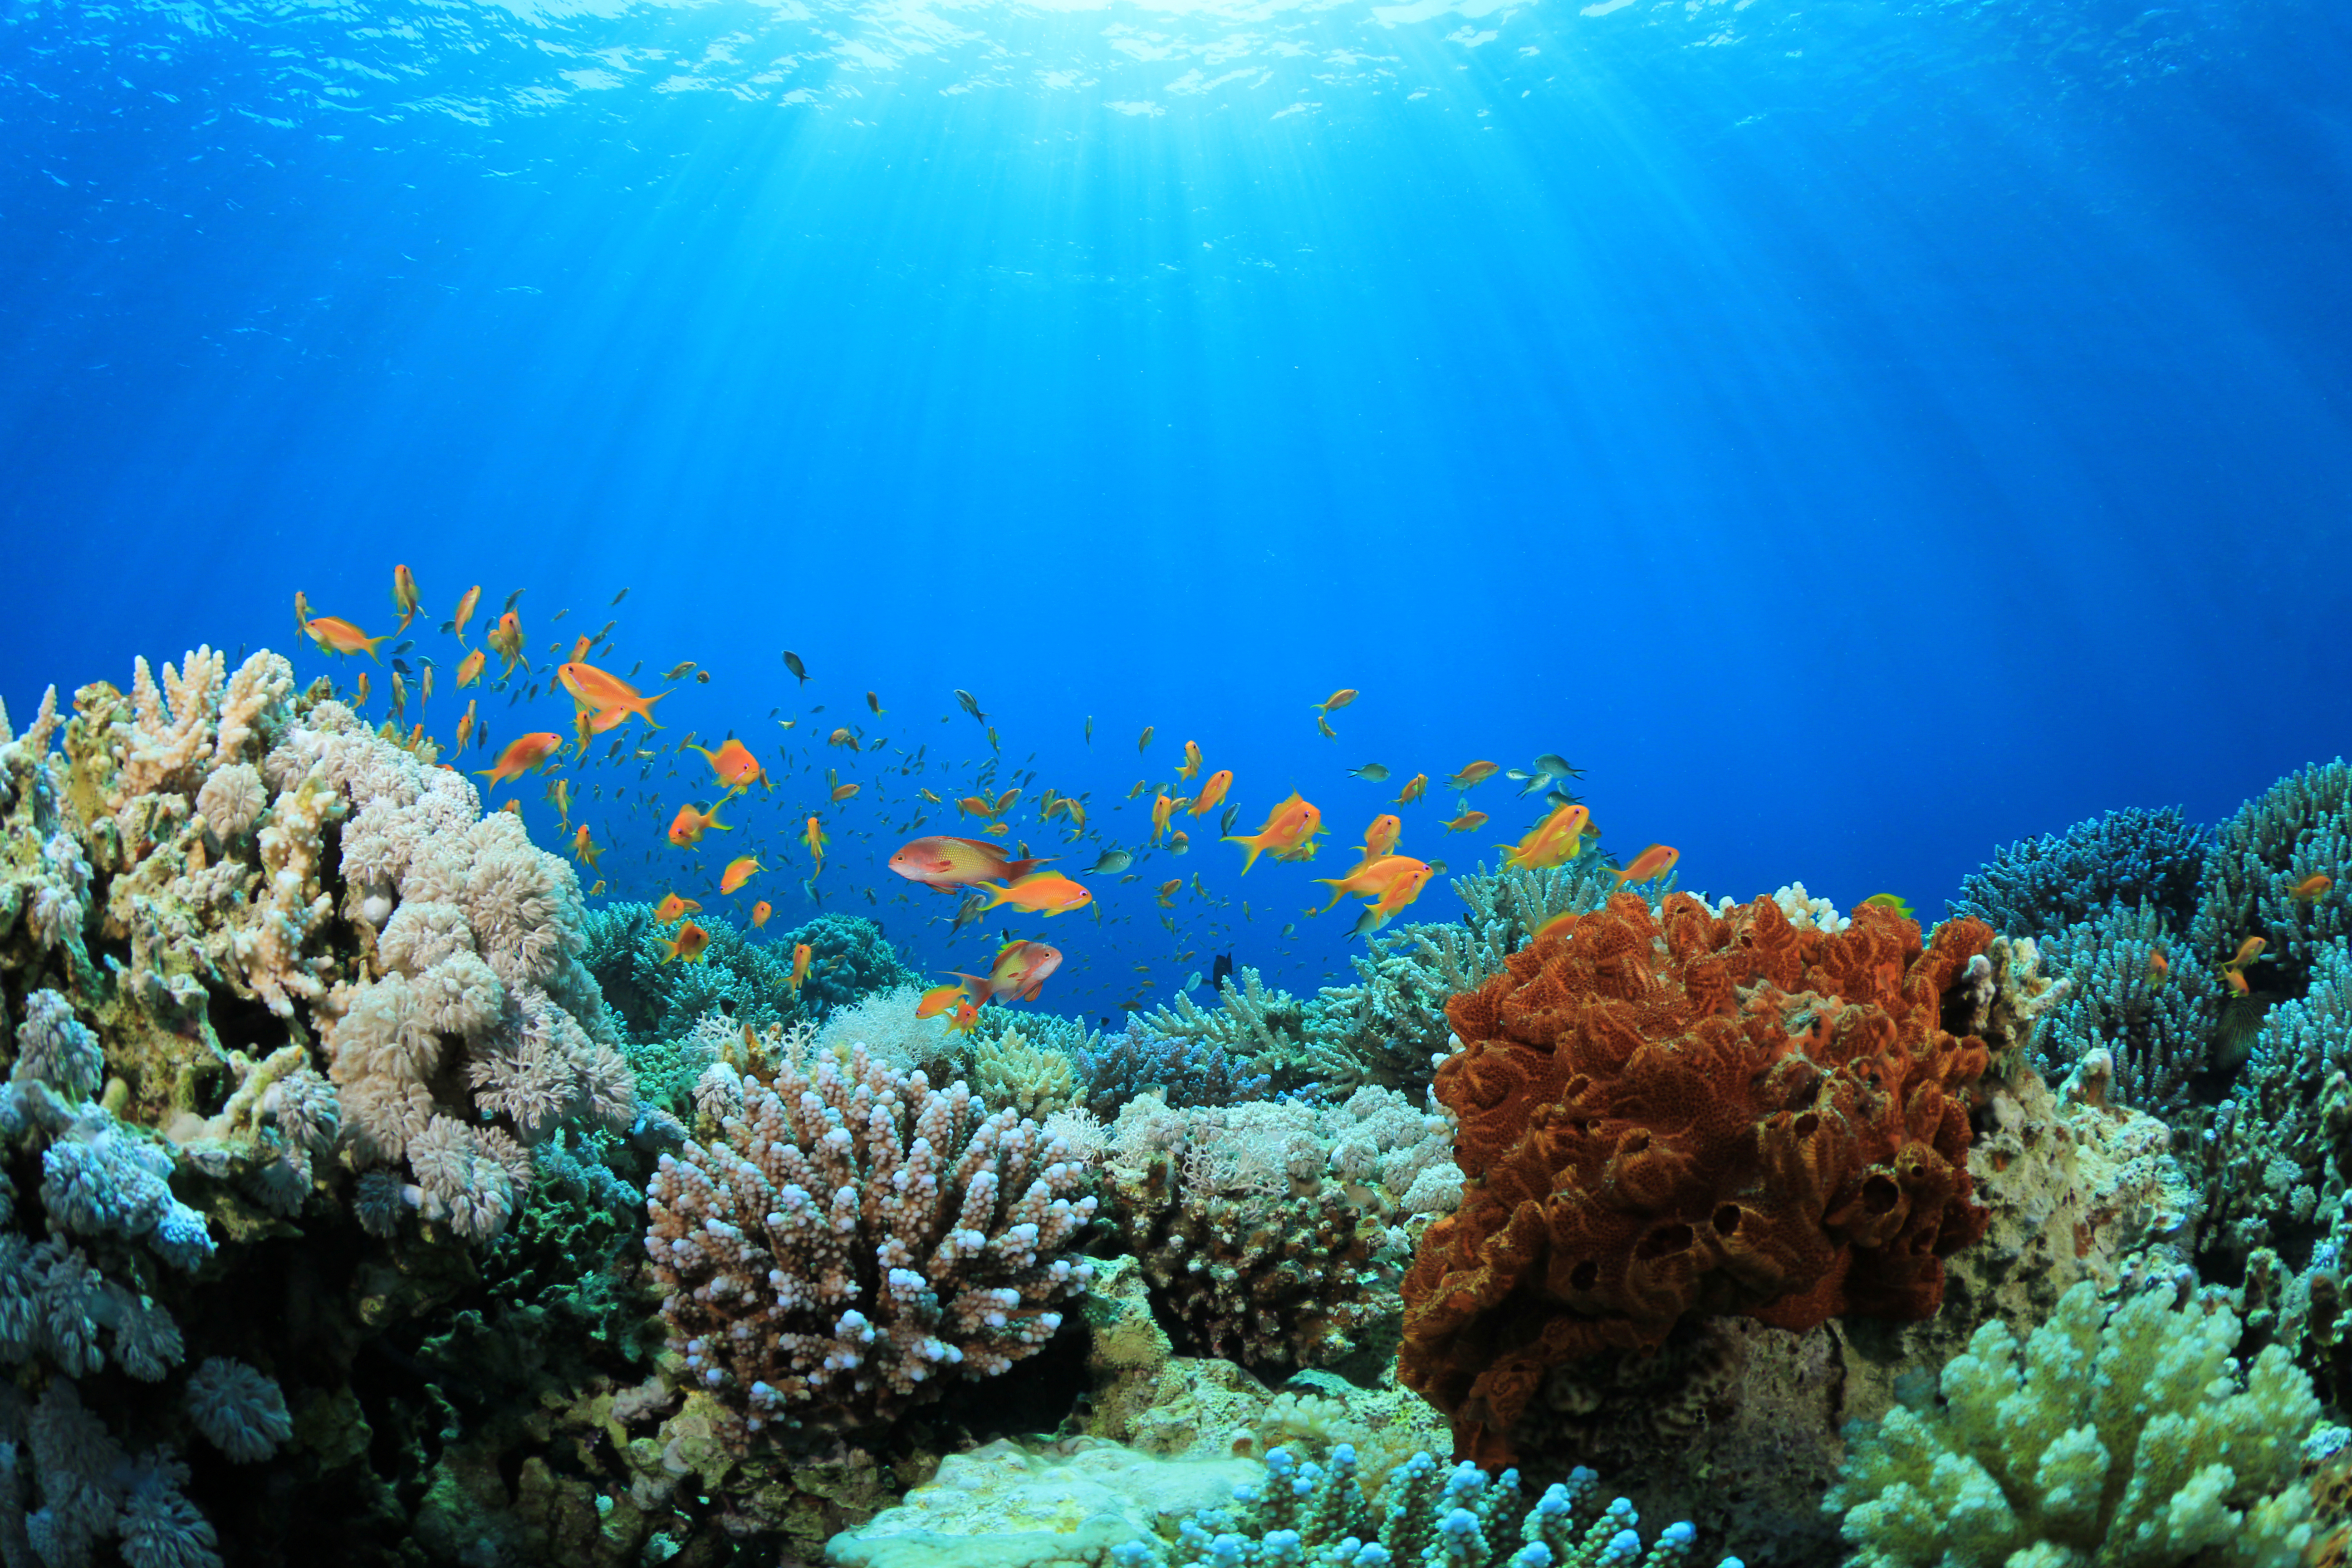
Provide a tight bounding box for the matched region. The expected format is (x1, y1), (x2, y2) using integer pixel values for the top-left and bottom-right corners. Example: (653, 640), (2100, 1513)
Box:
(657, 938), (680, 964)
(1222, 835), (1263, 874)
(363, 634), (389, 662)
(710, 802), (733, 831)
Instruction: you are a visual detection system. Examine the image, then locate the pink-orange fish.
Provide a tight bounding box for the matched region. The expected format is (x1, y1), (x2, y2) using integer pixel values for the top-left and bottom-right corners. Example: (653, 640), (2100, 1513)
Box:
(1351, 814), (1403, 873)
(1445, 760), (1500, 793)
(976, 870), (1093, 917)
(951, 939), (1063, 1006)
(305, 616), (389, 661)
(1393, 773), (1427, 805)
(689, 737), (767, 795)
(787, 942), (813, 993)
(558, 661), (668, 729)
(474, 732), (563, 786)
(750, 900), (773, 928)
(659, 921), (711, 964)
(1612, 844), (1679, 886)
(667, 800), (731, 847)
(888, 836), (1049, 892)
(1501, 804), (1590, 871)
(391, 564), (422, 631)
(1189, 770), (1233, 818)
(719, 855), (763, 895)
(1225, 791), (1322, 874)
(654, 892), (702, 924)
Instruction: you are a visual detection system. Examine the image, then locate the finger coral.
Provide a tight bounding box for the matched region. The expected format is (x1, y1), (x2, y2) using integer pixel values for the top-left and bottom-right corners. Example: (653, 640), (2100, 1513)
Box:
(644, 1042), (1097, 1439)
(1401, 892), (1998, 1466)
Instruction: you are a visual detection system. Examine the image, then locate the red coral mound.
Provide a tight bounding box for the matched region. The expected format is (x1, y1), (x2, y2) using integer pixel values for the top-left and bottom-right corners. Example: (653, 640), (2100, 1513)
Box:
(1400, 891), (1996, 1465)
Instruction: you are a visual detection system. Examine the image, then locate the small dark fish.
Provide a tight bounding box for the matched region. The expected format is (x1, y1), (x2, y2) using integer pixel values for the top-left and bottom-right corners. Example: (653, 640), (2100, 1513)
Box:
(612, 588), (629, 606)
(550, 608), (568, 622)
(1346, 762), (1391, 782)
(1219, 803), (1239, 837)
(629, 662), (642, 677)
(502, 588), (524, 612)
(955, 689), (985, 723)
(392, 640), (416, 656)
(951, 891), (986, 936)
(1084, 715), (1093, 745)
(1088, 849), (1133, 876)
(1138, 725), (1154, 752)
(867, 691), (885, 715)
(695, 671), (712, 684)
(1210, 952), (1235, 989)
(1351, 908), (1383, 938)
(441, 620), (458, 634)
(391, 658), (412, 675)
(986, 726), (1000, 751)
(784, 651), (809, 685)
(663, 662), (698, 681)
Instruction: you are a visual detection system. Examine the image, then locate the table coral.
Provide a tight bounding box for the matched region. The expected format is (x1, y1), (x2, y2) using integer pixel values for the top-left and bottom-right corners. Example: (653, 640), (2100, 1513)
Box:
(1401, 892), (1999, 1466)
(645, 1043), (1097, 1440)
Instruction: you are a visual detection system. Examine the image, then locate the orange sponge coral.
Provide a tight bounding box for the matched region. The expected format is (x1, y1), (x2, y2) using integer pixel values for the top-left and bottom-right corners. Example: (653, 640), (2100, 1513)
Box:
(1399, 891), (1996, 1466)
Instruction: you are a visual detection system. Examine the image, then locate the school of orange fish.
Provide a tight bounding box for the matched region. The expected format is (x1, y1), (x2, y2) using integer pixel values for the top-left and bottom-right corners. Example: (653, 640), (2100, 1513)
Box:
(290, 566), (1704, 1021)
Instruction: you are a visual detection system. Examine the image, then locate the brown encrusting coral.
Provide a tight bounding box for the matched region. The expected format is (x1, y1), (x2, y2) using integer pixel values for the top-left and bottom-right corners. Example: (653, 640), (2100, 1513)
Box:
(1400, 891), (1997, 1465)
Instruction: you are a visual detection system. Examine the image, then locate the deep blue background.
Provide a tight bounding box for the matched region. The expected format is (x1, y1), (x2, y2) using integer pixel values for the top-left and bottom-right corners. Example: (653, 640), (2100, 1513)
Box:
(4, 0), (2348, 1013)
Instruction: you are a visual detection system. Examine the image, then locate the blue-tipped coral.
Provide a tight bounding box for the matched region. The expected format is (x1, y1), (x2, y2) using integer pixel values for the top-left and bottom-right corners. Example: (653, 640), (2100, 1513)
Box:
(1949, 804), (2207, 938)
(1119, 1445), (1738, 1568)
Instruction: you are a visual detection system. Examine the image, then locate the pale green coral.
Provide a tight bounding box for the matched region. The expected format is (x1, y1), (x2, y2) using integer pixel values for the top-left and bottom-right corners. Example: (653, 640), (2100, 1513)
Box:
(970, 1026), (1083, 1122)
(1827, 1279), (2321, 1568)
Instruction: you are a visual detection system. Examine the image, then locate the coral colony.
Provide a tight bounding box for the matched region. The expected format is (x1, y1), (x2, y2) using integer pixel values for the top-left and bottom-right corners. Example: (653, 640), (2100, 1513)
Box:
(2, 632), (2351, 1567)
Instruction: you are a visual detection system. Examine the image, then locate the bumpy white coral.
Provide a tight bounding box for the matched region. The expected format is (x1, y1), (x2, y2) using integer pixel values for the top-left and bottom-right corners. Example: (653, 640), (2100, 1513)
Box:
(647, 1043), (1096, 1436)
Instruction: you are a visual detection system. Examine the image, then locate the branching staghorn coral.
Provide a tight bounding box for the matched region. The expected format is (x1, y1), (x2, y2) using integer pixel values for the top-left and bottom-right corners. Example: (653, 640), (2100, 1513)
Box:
(645, 1042), (1097, 1439)
(1067, 1028), (1269, 1120)
(1826, 1279), (2323, 1567)
(2033, 900), (2219, 1116)
(2191, 759), (2352, 995)
(1136, 967), (1366, 1097)
(1130, 1443), (1734, 1568)
(969, 1025), (1083, 1122)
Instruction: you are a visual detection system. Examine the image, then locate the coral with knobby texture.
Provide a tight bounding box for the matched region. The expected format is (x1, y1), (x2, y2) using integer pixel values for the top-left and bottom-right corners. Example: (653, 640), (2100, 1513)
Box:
(1067, 1029), (1269, 1121)
(1138, 1444), (1735, 1568)
(2191, 759), (2352, 1001)
(1136, 967), (1366, 1098)
(1825, 1279), (2322, 1568)
(1949, 804), (2208, 937)
(583, 906), (911, 1049)
(2033, 899), (2219, 1115)
(645, 1042), (1097, 1439)
(1402, 892), (1997, 1466)
(1101, 1089), (1458, 1373)
(815, 982), (965, 1081)
(970, 1026), (1083, 1123)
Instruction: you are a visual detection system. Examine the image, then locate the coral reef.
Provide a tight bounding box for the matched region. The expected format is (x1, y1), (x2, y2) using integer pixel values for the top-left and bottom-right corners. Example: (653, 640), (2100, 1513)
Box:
(1068, 1029), (1269, 1121)
(1101, 1089), (1459, 1375)
(645, 1041), (1098, 1440)
(1949, 805), (2208, 937)
(817, 982), (964, 1081)
(1826, 1278), (2324, 1567)
(970, 1025), (1084, 1123)
(584, 904), (911, 1047)
(1144, 1443), (1735, 1568)
(2190, 760), (2352, 985)
(2031, 900), (2219, 1114)
(1402, 892), (2000, 1465)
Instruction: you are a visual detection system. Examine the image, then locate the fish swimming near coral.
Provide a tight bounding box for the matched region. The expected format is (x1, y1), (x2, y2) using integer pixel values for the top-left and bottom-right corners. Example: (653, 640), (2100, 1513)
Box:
(305, 616), (389, 661)
(1612, 843), (1680, 885)
(654, 892), (702, 923)
(559, 661), (668, 730)
(667, 800), (731, 847)
(1224, 791), (1323, 873)
(658, 921), (711, 964)
(2292, 872), (2334, 903)
(570, 824), (601, 868)
(719, 855), (763, 895)
(392, 564), (422, 631)
(475, 732), (563, 786)
(750, 900), (772, 928)
(787, 942), (813, 992)
(951, 939), (1063, 1005)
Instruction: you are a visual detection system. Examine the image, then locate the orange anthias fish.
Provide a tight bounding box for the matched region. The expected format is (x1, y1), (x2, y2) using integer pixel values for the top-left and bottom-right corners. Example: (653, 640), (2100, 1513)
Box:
(787, 942), (813, 993)
(2223, 935), (2267, 970)
(1314, 853), (1430, 915)
(570, 824), (602, 868)
(831, 783), (860, 802)
(1352, 814), (1403, 873)
(827, 728), (858, 750)
(1316, 688), (1359, 715)
(1225, 791), (1323, 874)
(977, 870), (1094, 917)
(1501, 803), (1591, 870)
(2225, 966), (2251, 996)
(1189, 770), (1233, 818)
(654, 892), (702, 924)
(659, 921), (711, 964)
(952, 940), (1063, 1006)
(392, 564), (422, 631)
(1442, 810), (1488, 835)
(946, 996), (983, 1036)
(667, 800), (732, 847)
(456, 649), (487, 689)
(488, 610), (529, 675)
(916, 980), (972, 1019)
(1394, 773), (1428, 805)
(305, 616), (389, 661)
(1155, 878), (1181, 908)
(2292, 872), (2334, 903)
(474, 732), (564, 786)
(719, 855), (764, 895)
(888, 836), (1049, 892)
(450, 584), (483, 645)
(804, 815), (828, 867)
(455, 701), (477, 754)
(750, 900), (772, 928)
(1446, 760), (1500, 793)
(1613, 843), (1680, 885)
(2146, 949), (2170, 989)
(689, 737), (768, 796)
(1532, 909), (1579, 944)
(1178, 740), (1203, 781)
(559, 661), (669, 729)
(1151, 793), (1178, 845)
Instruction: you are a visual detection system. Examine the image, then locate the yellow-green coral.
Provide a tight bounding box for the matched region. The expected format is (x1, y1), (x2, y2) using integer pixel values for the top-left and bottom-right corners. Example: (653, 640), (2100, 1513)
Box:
(1828, 1279), (2323, 1567)
(970, 1026), (1081, 1122)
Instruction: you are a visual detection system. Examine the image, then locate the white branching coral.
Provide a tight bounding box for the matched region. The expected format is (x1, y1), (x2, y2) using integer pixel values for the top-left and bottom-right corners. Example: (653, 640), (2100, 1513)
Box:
(646, 1043), (1097, 1437)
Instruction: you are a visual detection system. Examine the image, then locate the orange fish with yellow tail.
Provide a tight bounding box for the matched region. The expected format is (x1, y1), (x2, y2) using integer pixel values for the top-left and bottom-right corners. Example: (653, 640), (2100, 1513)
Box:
(487, 610), (529, 676)
(1177, 740), (1203, 780)
(391, 565), (422, 631)
(455, 649), (486, 689)
(666, 800), (731, 847)
(750, 901), (772, 928)
(1189, 770), (1233, 817)
(1393, 773), (1427, 805)
(1500, 803), (1590, 871)
(719, 855), (764, 895)
(1224, 791), (1322, 874)
(557, 660), (667, 729)
(1150, 793), (1178, 845)
(654, 893), (702, 923)
(787, 943), (813, 993)
(1612, 844), (1680, 885)
(305, 616), (389, 661)
(659, 921), (711, 964)
(888, 836), (1049, 892)
(1351, 814), (1403, 873)
(975, 870), (1093, 917)
(450, 584), (483, 645)
(1445, 760), (1500, 793)
(689, 737), (767, 796)
(570, 824), (601, 869)
(804, 815), (828, 869)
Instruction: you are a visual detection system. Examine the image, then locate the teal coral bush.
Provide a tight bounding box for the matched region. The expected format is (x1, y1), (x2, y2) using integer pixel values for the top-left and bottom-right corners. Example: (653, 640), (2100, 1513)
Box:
(583, 903), (915, 1048)
(1826, 1279), (2323, 1567)
(1122, 1444), (1736, 1568)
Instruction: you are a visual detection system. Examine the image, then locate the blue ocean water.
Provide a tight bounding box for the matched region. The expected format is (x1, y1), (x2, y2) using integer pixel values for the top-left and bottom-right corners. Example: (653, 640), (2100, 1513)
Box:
(3, 0), (2348, 1014)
